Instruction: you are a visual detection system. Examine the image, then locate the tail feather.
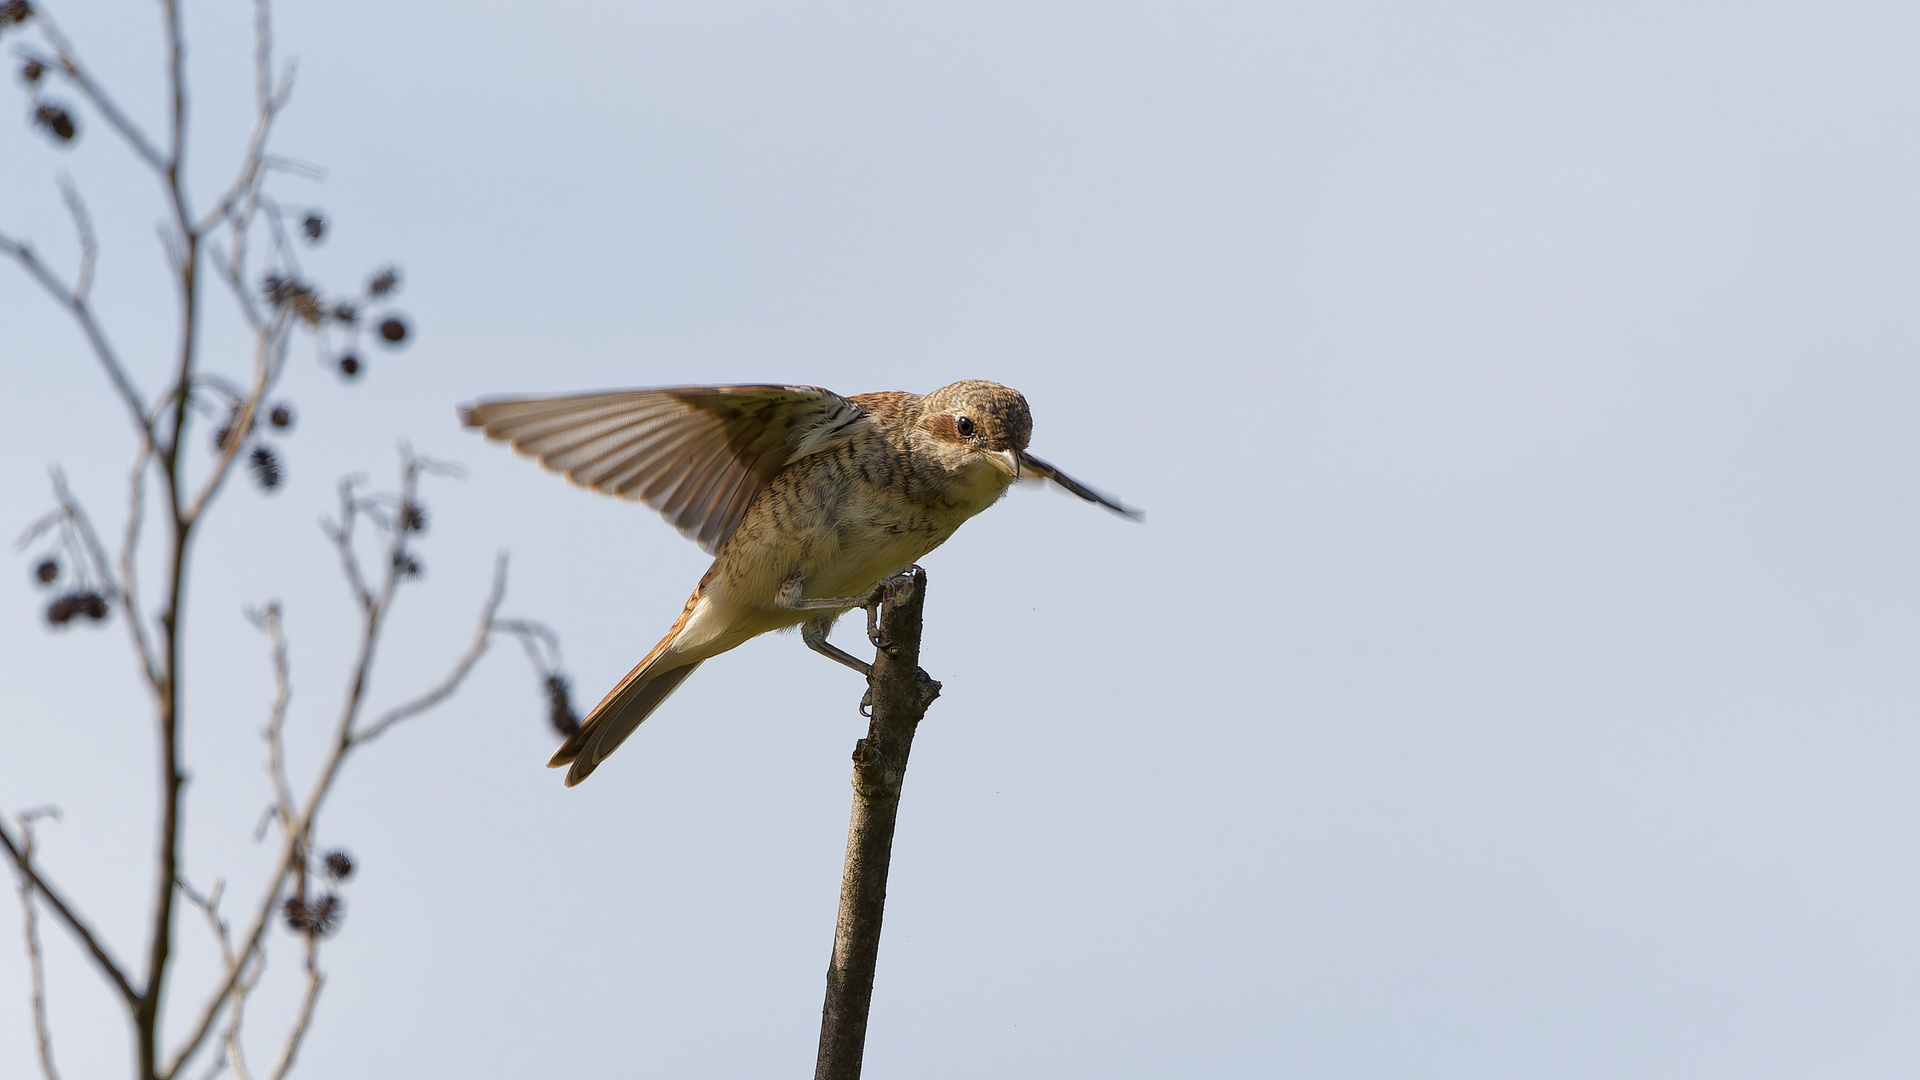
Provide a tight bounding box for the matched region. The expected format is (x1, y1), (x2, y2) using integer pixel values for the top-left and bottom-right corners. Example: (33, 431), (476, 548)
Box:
(550, 660), (703, 786)
(548, 567), (728, 786)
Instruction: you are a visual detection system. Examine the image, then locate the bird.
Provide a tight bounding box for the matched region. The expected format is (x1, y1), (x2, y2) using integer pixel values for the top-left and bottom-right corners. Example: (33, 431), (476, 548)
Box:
(459, 380), (1138, 785)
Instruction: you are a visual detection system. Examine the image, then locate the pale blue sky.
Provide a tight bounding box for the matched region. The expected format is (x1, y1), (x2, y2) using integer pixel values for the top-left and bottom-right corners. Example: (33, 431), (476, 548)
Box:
(3, 1), (1918, 1076)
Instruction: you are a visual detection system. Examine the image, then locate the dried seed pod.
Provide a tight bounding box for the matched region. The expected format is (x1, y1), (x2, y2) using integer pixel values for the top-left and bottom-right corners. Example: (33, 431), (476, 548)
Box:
(301, 211), (326, 242)
(306, 893), (344, 936)
(282, 893), (342, 935)
(249, 445), (283, 491)
(33, 103), (76, 142)
(323, 850), (355, 881)
(393, 553), (422, 580)
(261, 274), (323, 324)
(0, 1), (32, 26)
(367, 265), (400, 297)
(45, 593), (77, 625)
(212, 404), (252, 452)
(377, 316), (408, 345)
(45, 589), (109, 625)
(400, 502), (428, 533)
(269, 403), (294, 429)
(337, 354), (362, 379)
(21, 59), (44, 84)
(34, 558), (59, 585)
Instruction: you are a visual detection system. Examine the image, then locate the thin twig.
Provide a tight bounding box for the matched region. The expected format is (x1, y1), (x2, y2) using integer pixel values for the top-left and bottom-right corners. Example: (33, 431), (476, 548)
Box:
(176, 876), (266, 1080)
(48, 468), (124, 603)
(13, 809), (66, 1080)
(218, 947), (269, 1080)
(10, 5), (547, 1078)
(261, 933), (324, 1080)
(0, 229), (152, 439)
(57, 177), (96, 303)
(324, 476), (373, 611)
(121, 439), (163, 689)
(184, 307), (295, 525)
(192, 0), (295, 238)
(206, 11), (298, 336)
(22, 11), (169, 170)
(253, 0), (271, 109)
(162, 457), (512, 1078)
(353, 553), (509, 745)
(164, 0), (187, 175)
(495, 618), (564, 672)
(175, 877), (236, 971)
(207, 245), (267, 330)
(0, 817), (143, 1007)
(246, 604), (298, 833)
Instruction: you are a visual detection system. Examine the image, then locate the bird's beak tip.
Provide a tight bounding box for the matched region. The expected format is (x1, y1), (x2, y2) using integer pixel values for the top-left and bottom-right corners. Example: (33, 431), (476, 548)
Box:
(989, 449), (1021, 478)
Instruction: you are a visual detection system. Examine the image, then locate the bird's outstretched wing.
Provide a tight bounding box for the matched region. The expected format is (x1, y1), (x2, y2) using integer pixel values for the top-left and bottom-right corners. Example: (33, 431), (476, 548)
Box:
(460, 386), (870, 554)
(1019, 450), (1144, 520)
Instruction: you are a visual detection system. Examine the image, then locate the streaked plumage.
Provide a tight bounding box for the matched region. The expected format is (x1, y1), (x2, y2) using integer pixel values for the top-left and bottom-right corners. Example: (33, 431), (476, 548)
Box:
(461, 380), (1136, 785)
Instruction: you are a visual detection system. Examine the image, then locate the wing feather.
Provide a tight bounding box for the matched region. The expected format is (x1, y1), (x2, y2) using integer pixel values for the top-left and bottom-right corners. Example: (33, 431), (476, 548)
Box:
(460, 385), (871, 554)
(660, 437), (737, 540)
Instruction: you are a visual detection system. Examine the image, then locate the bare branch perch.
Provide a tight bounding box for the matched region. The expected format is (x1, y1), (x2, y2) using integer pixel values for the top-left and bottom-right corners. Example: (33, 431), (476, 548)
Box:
(815, 566), (943, 1080)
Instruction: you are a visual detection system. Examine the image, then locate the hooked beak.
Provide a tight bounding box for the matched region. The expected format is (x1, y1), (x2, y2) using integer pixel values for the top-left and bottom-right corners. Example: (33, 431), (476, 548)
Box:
(985, 448), (1022, 479)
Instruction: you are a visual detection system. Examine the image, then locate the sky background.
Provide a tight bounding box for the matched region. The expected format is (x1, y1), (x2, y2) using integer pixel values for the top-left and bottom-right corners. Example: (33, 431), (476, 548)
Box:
(3, 0), (1919, 1076)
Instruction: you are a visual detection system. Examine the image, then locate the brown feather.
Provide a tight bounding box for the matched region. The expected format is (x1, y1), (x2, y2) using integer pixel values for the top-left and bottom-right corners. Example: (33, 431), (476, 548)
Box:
(460, 386), (871, 555)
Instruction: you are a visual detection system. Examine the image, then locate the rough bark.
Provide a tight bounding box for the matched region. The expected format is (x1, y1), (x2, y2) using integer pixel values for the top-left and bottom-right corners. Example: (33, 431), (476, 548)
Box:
(814, 566), (942, 1080)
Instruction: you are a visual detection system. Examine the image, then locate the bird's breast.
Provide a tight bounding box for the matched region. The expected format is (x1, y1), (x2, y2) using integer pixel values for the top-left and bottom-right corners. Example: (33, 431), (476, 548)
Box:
(715, 445), (1010, 607)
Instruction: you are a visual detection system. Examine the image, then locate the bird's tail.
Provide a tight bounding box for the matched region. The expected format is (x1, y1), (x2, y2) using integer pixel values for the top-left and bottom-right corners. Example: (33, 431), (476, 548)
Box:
(549, 655), (703, 786)
(550, 582), (715, 786)
(550, 567), (748, 786)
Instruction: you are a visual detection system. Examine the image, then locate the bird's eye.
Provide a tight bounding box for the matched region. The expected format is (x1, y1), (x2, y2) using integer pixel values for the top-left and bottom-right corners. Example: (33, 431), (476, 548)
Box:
(956, 416), (975, 438)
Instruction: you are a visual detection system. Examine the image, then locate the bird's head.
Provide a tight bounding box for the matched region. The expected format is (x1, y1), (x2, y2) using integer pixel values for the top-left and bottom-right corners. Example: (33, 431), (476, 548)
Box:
(916, 380), (1033, 478)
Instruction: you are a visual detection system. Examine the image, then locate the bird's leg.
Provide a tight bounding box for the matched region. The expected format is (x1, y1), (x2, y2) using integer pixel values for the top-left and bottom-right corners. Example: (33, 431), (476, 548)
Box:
(786, 574), (896, 679)
(803, 615), (872, 678)
(776, 573), (878, 612)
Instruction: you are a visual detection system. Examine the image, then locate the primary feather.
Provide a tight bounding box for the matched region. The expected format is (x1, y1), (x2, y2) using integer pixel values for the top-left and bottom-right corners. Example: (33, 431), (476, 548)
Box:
(460, 385), (870, 554)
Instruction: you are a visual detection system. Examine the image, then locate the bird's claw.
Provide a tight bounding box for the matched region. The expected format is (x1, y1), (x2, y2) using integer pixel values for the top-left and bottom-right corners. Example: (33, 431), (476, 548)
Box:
(863, 581), (890, 649)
